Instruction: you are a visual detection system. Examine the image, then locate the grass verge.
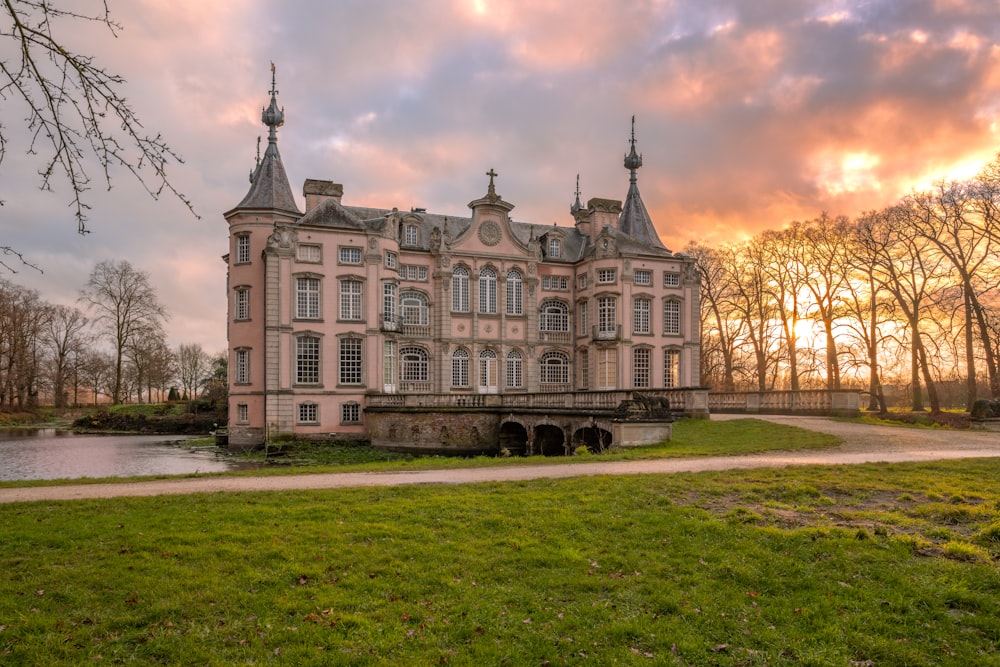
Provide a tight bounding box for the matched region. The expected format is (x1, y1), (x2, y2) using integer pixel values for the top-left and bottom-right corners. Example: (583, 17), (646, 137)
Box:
(2, 459), (999, 665)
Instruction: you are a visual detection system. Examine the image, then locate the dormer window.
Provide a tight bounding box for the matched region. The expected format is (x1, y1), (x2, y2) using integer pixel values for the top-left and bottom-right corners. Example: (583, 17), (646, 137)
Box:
(548, 238), (561, 258)
(404, 224), (419, 246)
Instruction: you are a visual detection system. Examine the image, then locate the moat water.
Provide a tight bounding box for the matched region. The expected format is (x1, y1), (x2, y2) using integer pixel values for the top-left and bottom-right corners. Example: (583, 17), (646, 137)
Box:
(0, 429), (258, 481)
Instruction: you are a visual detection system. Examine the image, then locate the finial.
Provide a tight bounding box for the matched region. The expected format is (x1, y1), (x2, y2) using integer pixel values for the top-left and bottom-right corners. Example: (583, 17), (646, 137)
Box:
(261, 63), (285, 143)
(256, 136), (261, 166)
(624, 115), (642, 179)
(486, 168), (499, 201)
(571, 173), (582, 213)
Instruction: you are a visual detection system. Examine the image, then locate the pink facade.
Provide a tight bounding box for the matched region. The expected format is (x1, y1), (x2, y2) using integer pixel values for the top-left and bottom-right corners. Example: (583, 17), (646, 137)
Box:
(224, 79), (700, 449)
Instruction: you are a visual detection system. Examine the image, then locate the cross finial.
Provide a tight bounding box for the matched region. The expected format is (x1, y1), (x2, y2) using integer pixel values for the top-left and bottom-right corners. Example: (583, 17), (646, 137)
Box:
(269, 61), (278, 97)
(486, 168), (499, 199)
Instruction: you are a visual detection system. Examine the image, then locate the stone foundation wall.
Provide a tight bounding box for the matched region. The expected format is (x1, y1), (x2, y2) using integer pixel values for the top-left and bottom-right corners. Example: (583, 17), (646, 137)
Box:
(368, 411), (501, 455)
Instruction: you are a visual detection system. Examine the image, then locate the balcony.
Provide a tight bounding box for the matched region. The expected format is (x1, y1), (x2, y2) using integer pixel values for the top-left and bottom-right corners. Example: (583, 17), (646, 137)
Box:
(538, 330), (571, 343)
(379, 314), (400, 332)
(592, 324), (622, 341)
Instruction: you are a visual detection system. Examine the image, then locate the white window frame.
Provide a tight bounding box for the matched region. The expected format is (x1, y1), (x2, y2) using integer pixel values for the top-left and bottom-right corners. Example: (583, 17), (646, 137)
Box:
(234, 288), (249, 321)
(539, 300), (569, 332)
(236, 403), (249, 423)
(339, 246), (362, 265)
(663, 272), (680, 288)
(578, 299), (588, 333)
(479, 268), (497, 314)
(401, 291), (429, 326)
(578, 349), (589, 389)
(383, 283), (397, 323)
(633, 347), (651, 388)
(539, 351), (570, 386)
(296, 277), (321, 320)
(234, 349), (249, 384)
(633, 298), (651, 335)
(664, 348), (680, 388)
(634, 270), (652, 286)
(506, 350), (523, 389)
(664, 300), (681, 336)
(339, 337), (363, 385)
(235, 235), (251, 264)
(452, 348), (470, 388)
(296, 336), (321, 385)
(404, 224), (419, 246)
(506, 270), (523, 316)
(296, 244), (322, 263)
(385, 251), (398, 269)
(598, 296), (617, 334)
(297, 402), (319, 424)
(401, 346), (429, 383)
(452, 267), (470, 313)
(341, 402), (362, 424)
(548, 238), (561, 258)
(339, 279), (362, 321)
(597, 268), (616, 285)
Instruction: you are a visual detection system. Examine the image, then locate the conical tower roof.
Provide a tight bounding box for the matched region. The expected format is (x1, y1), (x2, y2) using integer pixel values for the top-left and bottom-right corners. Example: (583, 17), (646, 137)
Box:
(232, 65), (301, 216)
(618, 116), (667, 251)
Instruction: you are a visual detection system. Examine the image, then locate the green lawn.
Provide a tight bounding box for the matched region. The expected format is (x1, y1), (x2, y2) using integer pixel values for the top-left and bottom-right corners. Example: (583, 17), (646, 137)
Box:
(2, 458), (999, 665)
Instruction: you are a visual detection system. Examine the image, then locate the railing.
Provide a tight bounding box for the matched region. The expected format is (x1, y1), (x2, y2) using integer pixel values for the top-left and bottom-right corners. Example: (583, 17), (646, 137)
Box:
(401, 324), (431, 337)
(592, 324), (622, 341)
(538, 330), (571, 343)
(366, 388), (708, 415)
(379, 314), (399, 332)
(708, 390), (860, 415)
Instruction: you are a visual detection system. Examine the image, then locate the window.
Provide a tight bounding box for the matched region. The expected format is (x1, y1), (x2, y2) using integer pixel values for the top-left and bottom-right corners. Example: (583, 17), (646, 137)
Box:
(383, 341), (396, 391)
(479, 268), (497, 314)
(634, 269), (652, 286)
(633, 298), (651, 335)
(539, 300), (569, 332)
(401, 291), (429, 326)
(578, 349), (590, 389)
(578, 273), (588, 290)
(539, 351), (570, 386)
(664, 300), (681, 335)
(339, 280), (362, 321)
(597, 348), (616, 389)
(542, 275), (568, 290)
(234, 349), (249, 384)
(296, 336), (321, 385)
(663, 272), (680, 288)
(597, 268), (616, 284)
(598, 296), (617, 333)
(342, 402), (361, 424)
(339, 338), (362, 385)
(404, 224), (419, 246)
(400, 346), (429, 384)
(236, 235), (250, 264)
(506, 350), (523, 389)
(664, 348), (680, 388)
(479, 349), (498, 389)
(385, 251), (398, 269)
(633, 348), (651, 388)
(339, 246), (362, 264)
(296, 244), (321, 262)
(452, 267), (469, 312)
(296, 277), (320, 319)
(236, 403), (249, 423)
(506, 270), (523, 315)
(298, 402), (318, 424)
(382, 283), (397, 323)
(234, 288), (249, 321)
(578, 299), (589, 332)
(402, 265), (428, 281)
(452, 348), (470, 387)
(548, 238), (561, 258)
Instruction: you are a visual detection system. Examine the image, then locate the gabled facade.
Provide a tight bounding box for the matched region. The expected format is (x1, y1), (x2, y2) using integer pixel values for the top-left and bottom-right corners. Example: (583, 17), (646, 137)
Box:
(224, 77), (700, 449)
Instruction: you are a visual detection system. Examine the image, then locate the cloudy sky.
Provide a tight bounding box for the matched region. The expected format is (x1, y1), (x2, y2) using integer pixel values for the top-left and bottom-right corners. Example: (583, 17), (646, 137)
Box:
(3, 0), (999, 353)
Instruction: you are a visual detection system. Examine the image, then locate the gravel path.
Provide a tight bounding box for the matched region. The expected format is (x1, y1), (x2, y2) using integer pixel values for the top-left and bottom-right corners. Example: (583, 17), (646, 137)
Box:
(1, 415), (997, 504)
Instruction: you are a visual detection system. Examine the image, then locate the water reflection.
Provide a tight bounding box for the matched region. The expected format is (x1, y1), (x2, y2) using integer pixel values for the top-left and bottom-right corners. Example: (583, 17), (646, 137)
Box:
(0, 429), (258, 481)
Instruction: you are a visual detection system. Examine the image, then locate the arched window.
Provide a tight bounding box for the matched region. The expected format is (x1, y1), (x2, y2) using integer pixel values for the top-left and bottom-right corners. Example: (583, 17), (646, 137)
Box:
(400, 290), (429, 326)
(539, 351), (570, 387)
(400, 346), (429, 386)
(506, 269), (523, 316)
(452, 267), (469, 312)
(479, 267), (497, 314)
(506, 350), (523, 389)
(452, 348), (470, 388)
(479, 348), (498, 391)
(539, 300), (569, 332)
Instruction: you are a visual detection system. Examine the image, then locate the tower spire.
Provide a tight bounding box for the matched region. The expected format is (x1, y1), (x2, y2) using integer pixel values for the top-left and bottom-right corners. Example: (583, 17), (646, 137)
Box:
(618, 116), (667, 251)
(262, 62), (285, 144)
(571, 173), (582, 214)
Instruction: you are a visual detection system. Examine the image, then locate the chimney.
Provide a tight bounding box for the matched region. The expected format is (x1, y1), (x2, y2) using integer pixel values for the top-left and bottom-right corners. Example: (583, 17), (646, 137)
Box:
(303, 179), (343, 212)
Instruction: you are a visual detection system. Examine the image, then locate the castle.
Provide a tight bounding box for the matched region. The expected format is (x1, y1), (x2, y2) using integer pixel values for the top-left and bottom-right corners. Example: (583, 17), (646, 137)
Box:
(224, 72), (701, 452)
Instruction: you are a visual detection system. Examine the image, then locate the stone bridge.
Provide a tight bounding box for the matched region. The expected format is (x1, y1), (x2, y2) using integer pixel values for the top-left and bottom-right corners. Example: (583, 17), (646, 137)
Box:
(364, 389), (707, 456)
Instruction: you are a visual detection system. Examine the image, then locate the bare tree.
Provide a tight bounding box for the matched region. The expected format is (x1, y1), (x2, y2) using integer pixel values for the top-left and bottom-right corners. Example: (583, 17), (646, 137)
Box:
(79, 259), (166, 404)
(77, 349), (111, 406)
(0, 279), (47, 408)
(41, 304), (89, 407)
(177, 343), (209, 400)
(0, 0), (195, 244)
